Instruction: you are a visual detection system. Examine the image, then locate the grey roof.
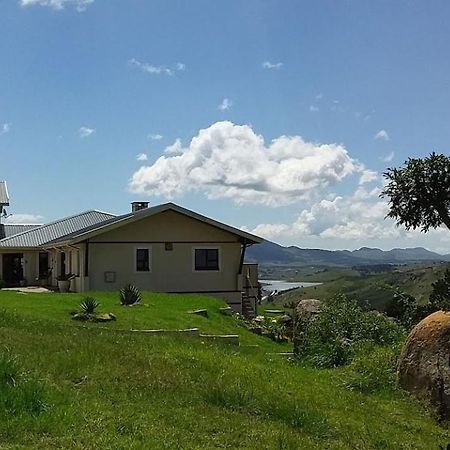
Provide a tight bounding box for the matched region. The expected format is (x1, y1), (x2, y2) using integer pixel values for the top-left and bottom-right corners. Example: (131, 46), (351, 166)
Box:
(0, 181), (9, 205)
(0, 210), (116, 248)
(45, 202), (263, 247)
(0, 224), (41, 240)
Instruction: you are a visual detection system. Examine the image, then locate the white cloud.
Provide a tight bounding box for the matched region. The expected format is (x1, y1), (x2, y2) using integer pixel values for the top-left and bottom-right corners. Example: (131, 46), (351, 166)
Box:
(4, 213), (43, 224)
(309, 105), (319, 112)
(0, 123), (11, 135)
(218, 98), (233, 111)
(262, 61), (283, 70)
(164, 138), (183, 155)
(315, 93), (324, 100)
(78, 126), (95, 138)
(374, 129), (390, 141)
(129, 121), (366, 206)
(128, 58), (185, 76)
(359, 169), (378, 184)
(381, 151), (395, 163)
(148, 133), (163, 140)
(242, 223), (289, 240)
(136, 153), (148, 161)
(20, 0), (94, 11)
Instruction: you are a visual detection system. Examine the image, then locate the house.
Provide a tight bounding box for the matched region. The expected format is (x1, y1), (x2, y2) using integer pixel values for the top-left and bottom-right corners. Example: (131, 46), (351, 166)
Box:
(0, 182), (262, 315)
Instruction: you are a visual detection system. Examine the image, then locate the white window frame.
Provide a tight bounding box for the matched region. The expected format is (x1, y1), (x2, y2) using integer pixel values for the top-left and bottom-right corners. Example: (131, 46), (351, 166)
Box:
(192, 246), (221, 272)
(134, 246), (152, 273)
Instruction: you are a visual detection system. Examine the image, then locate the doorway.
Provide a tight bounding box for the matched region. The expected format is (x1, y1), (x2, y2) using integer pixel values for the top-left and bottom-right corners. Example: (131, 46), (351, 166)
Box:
(2, 253), (24, 287)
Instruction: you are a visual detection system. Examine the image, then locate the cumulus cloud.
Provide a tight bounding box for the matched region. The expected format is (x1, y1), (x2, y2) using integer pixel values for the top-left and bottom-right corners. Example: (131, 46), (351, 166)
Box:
(128, 58), (185, 76)
(20, 0), (93, 11)
(136, 153), (148, 161)
(262, 61), (283, 70)
(246, 186), (400, 241)
(79, 126), (95, 138)
(309, 105), (319, 112)
(218, 98), (233, 111)
(0, 123), (11, 135)
(148, 133), (163, 140)
(5, 213), (43, 224)
(129, 121), (367, 206)
(374, 129), (390, 141)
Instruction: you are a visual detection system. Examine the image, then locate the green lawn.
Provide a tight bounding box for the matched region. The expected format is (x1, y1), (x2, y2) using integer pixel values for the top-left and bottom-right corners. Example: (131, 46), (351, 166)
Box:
(0, 290), (448, 449)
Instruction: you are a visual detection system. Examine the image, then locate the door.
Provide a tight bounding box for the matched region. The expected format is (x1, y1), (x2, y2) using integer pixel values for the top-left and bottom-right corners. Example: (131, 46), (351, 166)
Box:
(2, 253), (24, 287)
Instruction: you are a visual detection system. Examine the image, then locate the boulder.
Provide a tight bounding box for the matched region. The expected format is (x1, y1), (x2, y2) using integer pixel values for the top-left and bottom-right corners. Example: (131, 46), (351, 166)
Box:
(219, 307), (233, 316)
(293, 299), (321, 355)
(93, 313), (116, 322)
(398, 310), (450, 418)
(189, 309), (208, 318)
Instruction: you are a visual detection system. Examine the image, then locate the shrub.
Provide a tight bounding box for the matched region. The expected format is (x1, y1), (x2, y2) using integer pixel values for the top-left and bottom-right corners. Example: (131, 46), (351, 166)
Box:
(430, 268), (450, 311)
(119, 284), (142, 306)
(295, 295), (404, 368)
(341, 343), (402, 394)
(79, 297), (100, 315)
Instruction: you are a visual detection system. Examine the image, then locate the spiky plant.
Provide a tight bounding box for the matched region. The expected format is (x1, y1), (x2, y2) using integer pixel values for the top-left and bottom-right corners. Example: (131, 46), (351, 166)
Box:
(119, 284), (142, 306)
(79, 297), (100, 315)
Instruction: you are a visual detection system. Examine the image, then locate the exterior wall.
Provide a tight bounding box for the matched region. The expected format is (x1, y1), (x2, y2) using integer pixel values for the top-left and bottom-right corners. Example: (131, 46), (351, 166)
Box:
(87, 211), (243, 302)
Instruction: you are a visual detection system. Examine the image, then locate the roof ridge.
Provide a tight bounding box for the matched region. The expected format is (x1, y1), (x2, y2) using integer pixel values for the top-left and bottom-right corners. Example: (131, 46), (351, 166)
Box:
(0, 209), (116, 243)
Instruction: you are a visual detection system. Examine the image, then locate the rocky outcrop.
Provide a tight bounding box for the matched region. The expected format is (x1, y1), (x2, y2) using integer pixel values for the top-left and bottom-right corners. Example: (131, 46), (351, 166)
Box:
(398, 310), (450, 418)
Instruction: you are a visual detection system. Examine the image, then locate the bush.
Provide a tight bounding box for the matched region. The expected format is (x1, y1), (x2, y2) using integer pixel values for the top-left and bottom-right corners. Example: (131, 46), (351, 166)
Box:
(341, 343), (402, 394)
(295, 295), (404, 368)
(430, 268), (450, 311)
(79, 297), (100, 315)
(119, 284), (142, 306)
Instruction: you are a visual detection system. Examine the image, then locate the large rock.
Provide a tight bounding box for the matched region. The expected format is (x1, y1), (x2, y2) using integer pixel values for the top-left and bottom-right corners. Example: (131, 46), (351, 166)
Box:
(398, 310), (450, 418)
(293, 299), (321, 355)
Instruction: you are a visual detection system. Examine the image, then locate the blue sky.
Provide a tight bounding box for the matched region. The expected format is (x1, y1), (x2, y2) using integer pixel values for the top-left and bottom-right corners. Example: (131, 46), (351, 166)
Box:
(1, 0), (450, 251)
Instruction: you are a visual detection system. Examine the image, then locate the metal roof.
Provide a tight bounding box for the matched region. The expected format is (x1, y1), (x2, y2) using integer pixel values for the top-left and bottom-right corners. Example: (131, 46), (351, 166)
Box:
(0, 210), (116, 248)
(0, 181), (9, 205)
(0, 224), (41, 240)
(45, 202), (263, 246)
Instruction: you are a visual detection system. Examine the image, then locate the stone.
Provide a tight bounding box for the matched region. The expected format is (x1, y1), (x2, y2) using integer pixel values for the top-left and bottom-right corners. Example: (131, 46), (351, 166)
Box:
(71, 313), (90, 322)
(265, 309), (285, 315)
(189, 309), (208, 318)
(398, 310), (450, 418)
(219, 307), (233, 316)
(278, 314), (292, 325)
(93, 313), (116, 322)
(293, 299), (322, 355)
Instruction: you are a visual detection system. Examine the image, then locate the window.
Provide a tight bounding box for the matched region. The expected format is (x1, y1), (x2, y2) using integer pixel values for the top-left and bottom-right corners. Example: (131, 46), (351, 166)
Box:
(38, 252), (49, 279)
(135, 248), (151, 272)
(194, 248), (219, 271)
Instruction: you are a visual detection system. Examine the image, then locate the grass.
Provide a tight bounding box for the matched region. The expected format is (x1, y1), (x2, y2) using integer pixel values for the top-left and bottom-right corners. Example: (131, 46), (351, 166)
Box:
(0, 290), (448, 448)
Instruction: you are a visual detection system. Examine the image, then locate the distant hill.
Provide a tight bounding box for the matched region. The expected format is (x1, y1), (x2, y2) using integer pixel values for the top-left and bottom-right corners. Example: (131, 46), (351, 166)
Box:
(246, 240), (450, 266)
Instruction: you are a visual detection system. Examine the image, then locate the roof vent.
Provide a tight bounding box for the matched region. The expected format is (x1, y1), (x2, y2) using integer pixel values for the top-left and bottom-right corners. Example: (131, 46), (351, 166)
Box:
(131, 201), (149, 213)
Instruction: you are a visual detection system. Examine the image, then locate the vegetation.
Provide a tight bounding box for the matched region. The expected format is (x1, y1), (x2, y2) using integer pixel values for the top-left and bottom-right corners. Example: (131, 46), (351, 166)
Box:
(119, 283), (142, 306)
(295, 295), (404, 368)
(79, 297), (100, 315)
(381, 152), (450, 232)
(0, 290), (448, 448)
(430, 268), (450, 310)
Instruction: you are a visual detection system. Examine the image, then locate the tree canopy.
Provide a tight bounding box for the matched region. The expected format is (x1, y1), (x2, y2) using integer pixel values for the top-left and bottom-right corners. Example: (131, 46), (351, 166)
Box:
(381, 152), (450, 232)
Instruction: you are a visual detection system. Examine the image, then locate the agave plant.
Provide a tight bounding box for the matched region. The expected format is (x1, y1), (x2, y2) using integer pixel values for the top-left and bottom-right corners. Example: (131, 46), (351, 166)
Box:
(79, 297), (100, 315)
(119, 284), (142, 306)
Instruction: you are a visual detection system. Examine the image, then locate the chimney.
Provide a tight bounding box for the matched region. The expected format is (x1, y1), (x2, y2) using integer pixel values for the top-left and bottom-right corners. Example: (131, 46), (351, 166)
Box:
(131, 201), (149, 213)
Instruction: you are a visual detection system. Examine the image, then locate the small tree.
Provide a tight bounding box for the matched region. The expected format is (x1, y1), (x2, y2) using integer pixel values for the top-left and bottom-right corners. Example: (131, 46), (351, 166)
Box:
(429, 269), (450, 311)
(381, 152), (450, 232)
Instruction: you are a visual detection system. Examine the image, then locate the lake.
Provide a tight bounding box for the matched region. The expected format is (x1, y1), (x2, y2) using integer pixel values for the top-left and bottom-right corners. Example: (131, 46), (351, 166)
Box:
(260, 279), (322, 293)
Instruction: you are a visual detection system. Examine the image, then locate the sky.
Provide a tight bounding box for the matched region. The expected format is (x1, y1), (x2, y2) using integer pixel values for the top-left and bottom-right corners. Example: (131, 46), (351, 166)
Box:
(1, 0), (450, 252)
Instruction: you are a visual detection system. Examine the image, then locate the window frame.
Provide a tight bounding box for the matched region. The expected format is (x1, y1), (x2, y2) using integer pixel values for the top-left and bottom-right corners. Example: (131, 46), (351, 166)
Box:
(192, 246), (220, 272)
(134, 246), (152, 273)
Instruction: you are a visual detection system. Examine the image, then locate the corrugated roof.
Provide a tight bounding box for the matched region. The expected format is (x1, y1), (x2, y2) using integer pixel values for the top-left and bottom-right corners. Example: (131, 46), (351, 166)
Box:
(0, 210), (116, 248)
(45, 202), (263, 246)
(0, 181), (9, 205)
(0, 224), (41, 239)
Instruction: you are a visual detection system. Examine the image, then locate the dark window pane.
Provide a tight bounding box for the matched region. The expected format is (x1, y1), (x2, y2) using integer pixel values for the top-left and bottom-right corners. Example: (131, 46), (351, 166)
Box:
(195, 249), (219, 271)
(136, 248), (150, 271)
(39, 252), (49, 278)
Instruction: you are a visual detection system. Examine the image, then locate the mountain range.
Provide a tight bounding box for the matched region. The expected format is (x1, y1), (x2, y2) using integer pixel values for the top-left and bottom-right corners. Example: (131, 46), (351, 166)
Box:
(246, 240), (450, 266)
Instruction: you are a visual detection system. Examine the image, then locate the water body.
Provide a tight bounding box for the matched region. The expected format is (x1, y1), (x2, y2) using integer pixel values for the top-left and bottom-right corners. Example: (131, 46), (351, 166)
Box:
(260, 279), (322, 293)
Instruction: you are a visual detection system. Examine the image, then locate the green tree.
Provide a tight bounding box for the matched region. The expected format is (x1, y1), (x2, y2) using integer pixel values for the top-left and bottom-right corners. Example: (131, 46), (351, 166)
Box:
(381, 152), (450, 232)
(429, 269), (450, 311)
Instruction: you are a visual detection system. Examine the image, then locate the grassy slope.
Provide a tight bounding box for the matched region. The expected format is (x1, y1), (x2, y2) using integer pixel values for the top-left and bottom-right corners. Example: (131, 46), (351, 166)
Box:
(275, 264), (450, 309)
(0, 290), (448, 449)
